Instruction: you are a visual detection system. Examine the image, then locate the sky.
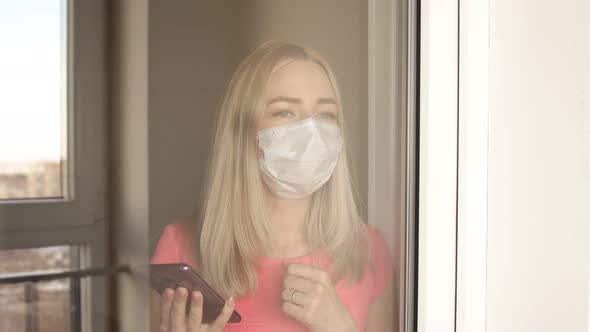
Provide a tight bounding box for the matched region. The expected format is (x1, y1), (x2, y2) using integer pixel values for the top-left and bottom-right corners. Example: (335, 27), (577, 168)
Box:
(0, 0), (64, 169)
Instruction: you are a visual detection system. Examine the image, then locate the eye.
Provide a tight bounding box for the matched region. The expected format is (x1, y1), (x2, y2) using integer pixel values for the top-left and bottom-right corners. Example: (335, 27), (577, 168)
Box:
(317, 112), (337, 120)
(272, 110), (294, 118)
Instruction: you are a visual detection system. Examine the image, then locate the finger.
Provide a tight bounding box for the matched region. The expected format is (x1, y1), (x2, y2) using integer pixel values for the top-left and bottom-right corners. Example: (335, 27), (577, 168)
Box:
(281, 288), (311, 307)
(160, 288), (175, 331)
(187, 291), (203, 332)
(170, 287), (188, 331)
(209, 297), (235, 331)
(282, 301), (307, 323)
(283, 275), (316, 293)
(286, 263), (330, 285)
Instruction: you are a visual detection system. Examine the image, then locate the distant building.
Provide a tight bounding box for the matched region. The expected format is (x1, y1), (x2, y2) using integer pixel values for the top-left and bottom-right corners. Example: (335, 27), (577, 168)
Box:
(0, 160), (62, 200)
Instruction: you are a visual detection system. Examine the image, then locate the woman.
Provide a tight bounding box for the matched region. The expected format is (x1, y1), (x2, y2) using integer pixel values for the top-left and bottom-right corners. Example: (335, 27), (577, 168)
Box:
(150, 41), (394, 332)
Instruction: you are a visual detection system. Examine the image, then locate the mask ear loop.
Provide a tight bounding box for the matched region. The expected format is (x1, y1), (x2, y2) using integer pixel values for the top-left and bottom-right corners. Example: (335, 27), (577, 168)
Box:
(255, 134), (263, 160)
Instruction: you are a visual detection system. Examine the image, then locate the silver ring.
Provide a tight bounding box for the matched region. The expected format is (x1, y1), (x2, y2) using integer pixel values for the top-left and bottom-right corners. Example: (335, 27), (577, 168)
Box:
(290, 289), (297, 303)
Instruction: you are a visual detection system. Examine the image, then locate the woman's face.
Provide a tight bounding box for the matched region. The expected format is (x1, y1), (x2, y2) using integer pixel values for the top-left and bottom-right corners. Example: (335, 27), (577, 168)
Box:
(259, 60), (339, 130)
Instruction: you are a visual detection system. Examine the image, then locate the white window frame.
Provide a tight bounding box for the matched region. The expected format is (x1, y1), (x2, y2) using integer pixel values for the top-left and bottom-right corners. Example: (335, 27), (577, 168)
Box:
(417, 0), (459, 331)
(456, 0), (489, 331)
(0, 1), (108, 332)
(417, 0), (489, 331)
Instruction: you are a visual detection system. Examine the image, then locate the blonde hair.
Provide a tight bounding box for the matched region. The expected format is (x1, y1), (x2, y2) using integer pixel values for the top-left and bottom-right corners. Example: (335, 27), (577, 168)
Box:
(198, 41), (369, 297)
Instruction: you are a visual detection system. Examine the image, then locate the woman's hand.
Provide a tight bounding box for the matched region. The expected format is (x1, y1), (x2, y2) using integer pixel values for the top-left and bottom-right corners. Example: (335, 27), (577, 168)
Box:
(159, 287), (234, 332)
(281, 263), (359, 332)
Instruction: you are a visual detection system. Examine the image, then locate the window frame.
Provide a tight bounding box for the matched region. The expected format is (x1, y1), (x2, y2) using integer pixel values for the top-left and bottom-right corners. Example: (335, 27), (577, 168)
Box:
(0, 1), (108, 332)
(416, 0), (489, 331)
(416, 0), (459, 331)
(368, 0), (419, 331)
(456, 0), (489, 331)
(0, 0), (106, 231)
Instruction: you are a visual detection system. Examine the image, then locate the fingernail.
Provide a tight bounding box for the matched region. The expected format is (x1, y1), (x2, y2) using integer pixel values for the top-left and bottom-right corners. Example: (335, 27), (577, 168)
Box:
(228, 297), (234, 306)
(176, 287), (186, 298)
(164, 288), (174, 299)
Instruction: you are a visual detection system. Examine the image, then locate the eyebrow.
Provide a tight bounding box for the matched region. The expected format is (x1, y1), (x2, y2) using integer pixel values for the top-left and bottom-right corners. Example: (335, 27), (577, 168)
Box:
(266, 96), (337, 105)
(317, 97), (337, 105)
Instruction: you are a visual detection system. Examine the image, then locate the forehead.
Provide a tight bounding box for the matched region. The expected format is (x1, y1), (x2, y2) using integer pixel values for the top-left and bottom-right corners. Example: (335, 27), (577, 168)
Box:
(264, 60), (336, 100)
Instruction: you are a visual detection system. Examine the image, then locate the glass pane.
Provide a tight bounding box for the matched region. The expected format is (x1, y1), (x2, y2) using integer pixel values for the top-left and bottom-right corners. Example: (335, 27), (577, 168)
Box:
(0, 246), (78, 332)
(0, 0), (67, 200)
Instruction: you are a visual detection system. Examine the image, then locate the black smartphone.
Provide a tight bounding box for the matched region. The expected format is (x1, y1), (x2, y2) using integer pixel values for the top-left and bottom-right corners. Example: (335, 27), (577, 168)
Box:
(134, 263), (241, 323)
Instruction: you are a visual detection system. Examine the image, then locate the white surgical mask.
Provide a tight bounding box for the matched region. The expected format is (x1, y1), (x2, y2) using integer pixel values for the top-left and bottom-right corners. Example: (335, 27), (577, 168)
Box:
(256, 117), (343, 199)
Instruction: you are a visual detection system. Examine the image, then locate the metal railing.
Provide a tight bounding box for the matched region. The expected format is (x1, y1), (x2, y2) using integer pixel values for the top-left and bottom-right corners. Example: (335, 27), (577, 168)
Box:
(0, 265), (130, 332)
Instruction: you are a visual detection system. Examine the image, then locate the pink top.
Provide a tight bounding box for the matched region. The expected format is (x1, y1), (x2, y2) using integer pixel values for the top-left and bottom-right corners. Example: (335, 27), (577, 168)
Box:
(150, 223), (394, 332)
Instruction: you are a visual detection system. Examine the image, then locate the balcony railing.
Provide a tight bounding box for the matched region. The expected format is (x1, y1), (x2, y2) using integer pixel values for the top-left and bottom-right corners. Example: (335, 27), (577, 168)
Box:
(0, 265), (130, 332)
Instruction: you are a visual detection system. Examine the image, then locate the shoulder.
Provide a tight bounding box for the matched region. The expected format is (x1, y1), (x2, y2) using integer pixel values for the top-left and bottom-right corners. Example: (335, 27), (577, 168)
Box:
(157, 221), (189, 248)
(362, 224), (392, 259)
(165, 220), (195, 242)
(361, 224), (394, 303)
(150, 220), (199, 267)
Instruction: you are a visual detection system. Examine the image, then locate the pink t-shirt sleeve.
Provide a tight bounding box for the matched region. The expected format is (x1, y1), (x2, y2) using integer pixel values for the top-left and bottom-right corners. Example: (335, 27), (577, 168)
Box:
(367, 226), (394, 303)
(150, 224), (182, 264)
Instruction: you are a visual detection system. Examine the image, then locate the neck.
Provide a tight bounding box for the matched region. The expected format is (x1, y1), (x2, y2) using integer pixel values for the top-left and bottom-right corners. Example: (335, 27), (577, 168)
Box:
(264, 187), (311, 257)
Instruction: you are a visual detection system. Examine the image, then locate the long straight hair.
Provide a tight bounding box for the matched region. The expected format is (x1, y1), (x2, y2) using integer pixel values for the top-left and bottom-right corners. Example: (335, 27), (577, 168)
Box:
(198, 41), (369, 297)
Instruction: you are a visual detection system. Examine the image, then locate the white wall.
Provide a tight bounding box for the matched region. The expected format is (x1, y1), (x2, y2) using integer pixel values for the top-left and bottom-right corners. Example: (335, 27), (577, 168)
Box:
(487, 0), (590, 331)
